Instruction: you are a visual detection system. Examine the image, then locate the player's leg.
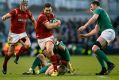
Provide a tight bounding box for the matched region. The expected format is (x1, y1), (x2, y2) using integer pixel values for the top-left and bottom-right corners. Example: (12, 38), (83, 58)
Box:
(2, 44), (15, 74)
(30, 53), (48, 71)
(45, 65), (54, 75)
(96, 29), (115, 75)
(45, 41), (58, 76)
(45, 65), (60, 76)
(23, 54), (42, 75)
(92, 36), (115, 75)
(92, 41), (107, 75)
(38, 66), (49, 74)
(14, 36), (31, 64)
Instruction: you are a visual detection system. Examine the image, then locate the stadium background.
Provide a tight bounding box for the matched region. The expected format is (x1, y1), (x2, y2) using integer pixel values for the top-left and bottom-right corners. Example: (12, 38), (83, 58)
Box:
(0, 0), (119, 80)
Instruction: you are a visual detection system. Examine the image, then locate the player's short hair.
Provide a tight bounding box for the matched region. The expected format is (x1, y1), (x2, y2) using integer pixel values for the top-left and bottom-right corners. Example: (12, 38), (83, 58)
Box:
(44, 3), (52, 8)
(58, 65), (67, 75)
(91, 1), (100, 6)
(20, 0), (28, 5)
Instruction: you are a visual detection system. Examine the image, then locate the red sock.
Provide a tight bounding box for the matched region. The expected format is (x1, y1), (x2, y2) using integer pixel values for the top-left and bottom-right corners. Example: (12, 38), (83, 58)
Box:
(50, 55), (58, 71)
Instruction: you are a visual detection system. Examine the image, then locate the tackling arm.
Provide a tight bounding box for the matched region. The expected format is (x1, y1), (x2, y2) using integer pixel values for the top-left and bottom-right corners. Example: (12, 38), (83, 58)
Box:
(78, 14), (99, 32)
(84, 14), (99, 28)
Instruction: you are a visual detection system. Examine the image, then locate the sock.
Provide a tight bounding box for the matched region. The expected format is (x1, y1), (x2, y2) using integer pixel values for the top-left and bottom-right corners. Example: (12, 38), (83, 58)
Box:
(50, 55), (58, 71)
(96, 55), (105, 68)
(39, 66), (48, 73)
(15, 46), (27, 61)
(31, 57), (41, 70)
(67, 62), (73, 72)
(95, 49), (111, 63)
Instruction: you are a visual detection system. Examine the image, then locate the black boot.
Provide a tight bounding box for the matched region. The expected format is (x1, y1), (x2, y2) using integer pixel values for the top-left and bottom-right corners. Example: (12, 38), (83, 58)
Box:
(14, 57), (19, 64)
(2, 65), (7, 74)
(96, 67), (107, 75)
(107, 62), (115, 74)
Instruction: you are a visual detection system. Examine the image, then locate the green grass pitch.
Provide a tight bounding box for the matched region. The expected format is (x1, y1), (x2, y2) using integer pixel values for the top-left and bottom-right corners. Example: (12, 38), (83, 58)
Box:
(0, 55), (119, 80)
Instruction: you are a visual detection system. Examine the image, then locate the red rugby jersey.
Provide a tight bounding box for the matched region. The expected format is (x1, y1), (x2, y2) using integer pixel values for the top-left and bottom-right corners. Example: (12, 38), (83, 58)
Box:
(35, 12), (55, 39)
(9, 8), (33, 34)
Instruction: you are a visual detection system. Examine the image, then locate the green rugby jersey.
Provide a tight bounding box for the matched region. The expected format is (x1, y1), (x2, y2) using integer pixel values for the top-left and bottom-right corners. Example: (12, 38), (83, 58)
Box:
(93, 7), (113, 32)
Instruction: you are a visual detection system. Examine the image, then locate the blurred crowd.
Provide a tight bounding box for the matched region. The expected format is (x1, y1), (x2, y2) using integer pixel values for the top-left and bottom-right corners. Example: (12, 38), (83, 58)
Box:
(0, 16), (119, 55)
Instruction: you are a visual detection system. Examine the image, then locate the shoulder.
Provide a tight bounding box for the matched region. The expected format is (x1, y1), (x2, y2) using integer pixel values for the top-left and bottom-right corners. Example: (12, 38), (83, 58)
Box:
(93, 7), (103, 14)
(95, 7), (103, 12)
(9, 8), (19, 15)
(37, 13), (47, 20)
(10, 8), (18, 12)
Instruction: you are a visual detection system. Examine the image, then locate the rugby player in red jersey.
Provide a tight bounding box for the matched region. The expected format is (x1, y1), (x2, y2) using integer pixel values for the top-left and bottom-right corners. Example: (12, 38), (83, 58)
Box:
(35, 3), (61, 76)
(1, 0), (36, 74)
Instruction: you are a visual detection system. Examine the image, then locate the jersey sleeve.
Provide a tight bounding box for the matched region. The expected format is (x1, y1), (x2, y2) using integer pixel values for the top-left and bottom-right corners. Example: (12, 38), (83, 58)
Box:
(93, 8), (101, 15)
(9, 9), (16, 17)
(38, 15), (48, 24)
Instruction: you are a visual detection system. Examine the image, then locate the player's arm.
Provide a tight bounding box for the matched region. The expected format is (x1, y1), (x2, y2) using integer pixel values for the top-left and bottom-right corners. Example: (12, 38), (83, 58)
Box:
(78, 14), (99, 32)
(30, 16), (36, 27)
(28, 11), (36, 27)
(1, 13), (11, 21)
(80, 24), (99, 38)
(44, 20), (61, 29)
(85, 24), (99, 36)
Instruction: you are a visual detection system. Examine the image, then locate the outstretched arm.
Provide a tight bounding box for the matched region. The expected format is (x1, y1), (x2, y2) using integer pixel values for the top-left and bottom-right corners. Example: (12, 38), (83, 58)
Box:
(2, 13), (11, 21)
(78, 14), (99, 32)
(79, 24), (99, 38)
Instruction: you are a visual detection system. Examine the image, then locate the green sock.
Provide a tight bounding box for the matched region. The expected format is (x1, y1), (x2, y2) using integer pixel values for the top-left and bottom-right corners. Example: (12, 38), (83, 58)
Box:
(39, 66), (48, 73)
(95, 49), (110, 63)
(31, 57), (41, 70)
(96, 55), (105, 68)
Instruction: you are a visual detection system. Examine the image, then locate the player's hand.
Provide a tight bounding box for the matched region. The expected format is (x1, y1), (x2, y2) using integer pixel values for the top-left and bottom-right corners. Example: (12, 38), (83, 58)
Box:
(77, 26), (86, 33)
(56, 20), (61, 27)
(79, 34), (88, 38)
(1, 16), (6, 21)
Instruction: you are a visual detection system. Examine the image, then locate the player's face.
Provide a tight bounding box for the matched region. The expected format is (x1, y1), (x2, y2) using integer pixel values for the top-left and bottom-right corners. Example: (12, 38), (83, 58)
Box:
(90, 4), (97, 11)
(44, 7), (52, 15)
(21, 3), (28, 11)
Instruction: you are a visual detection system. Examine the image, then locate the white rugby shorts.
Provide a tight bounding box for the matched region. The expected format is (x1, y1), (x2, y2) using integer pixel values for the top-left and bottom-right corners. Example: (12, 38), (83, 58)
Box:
(8, 32), (28, 44)
(37, 36), (54, 50)
(101, 29), (115, 44)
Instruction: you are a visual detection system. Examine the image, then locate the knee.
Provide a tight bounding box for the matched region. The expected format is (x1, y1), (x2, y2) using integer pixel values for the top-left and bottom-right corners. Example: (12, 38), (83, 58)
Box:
(92, 45), (100, 53)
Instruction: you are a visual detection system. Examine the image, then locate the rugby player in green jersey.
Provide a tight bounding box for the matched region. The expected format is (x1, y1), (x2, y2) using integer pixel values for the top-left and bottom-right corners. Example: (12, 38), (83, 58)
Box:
(23, 41), (73, 75)
(78, 1), (115, 75)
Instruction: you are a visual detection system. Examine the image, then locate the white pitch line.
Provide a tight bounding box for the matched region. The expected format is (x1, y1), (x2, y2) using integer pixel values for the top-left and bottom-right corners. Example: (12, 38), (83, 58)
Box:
(98, 76), (109, 79)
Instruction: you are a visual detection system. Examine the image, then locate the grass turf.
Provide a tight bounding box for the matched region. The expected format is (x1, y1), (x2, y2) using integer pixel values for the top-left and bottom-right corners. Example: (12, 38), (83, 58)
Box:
(0, 55), (119, 80)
